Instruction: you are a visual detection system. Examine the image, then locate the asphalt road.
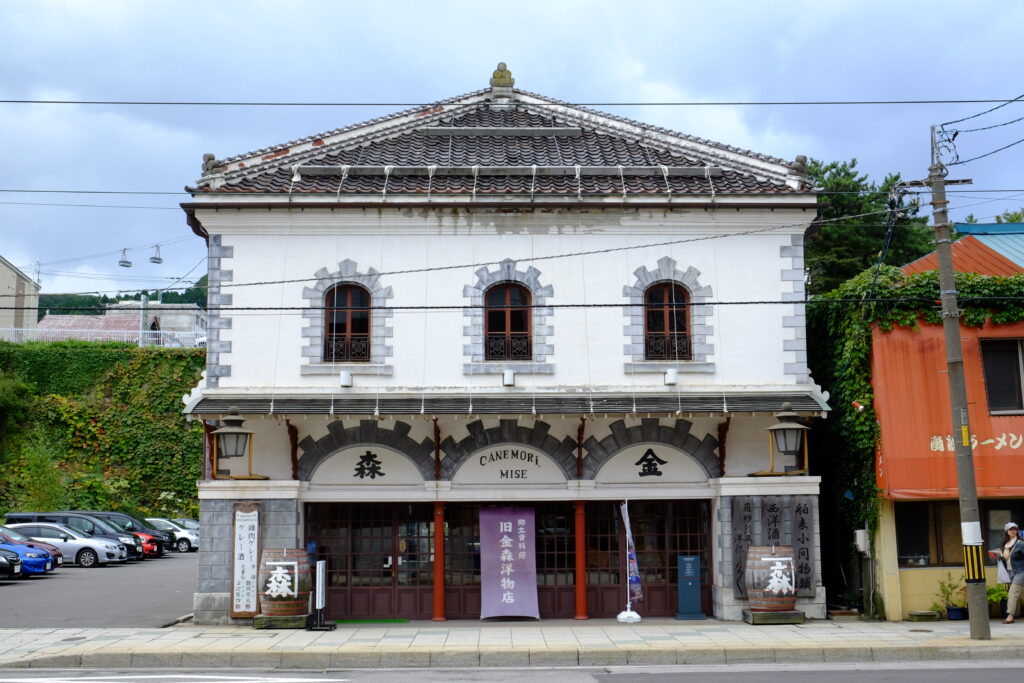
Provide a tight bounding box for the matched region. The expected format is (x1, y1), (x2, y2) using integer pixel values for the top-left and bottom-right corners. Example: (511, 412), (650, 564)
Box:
(0, 551), (197, 628)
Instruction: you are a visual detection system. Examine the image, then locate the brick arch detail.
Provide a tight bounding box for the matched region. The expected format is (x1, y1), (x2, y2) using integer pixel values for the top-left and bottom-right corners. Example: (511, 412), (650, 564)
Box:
(623, 255), (714, 364)
(297, 419), (435, 481)
(462, 258), (555, 374)
(440, 419), (577, 481)
(581, 418), (721, 480)
(300, 258), (394, 365)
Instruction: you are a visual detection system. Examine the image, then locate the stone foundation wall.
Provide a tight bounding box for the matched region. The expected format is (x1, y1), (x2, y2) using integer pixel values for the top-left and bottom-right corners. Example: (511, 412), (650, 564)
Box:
(193, 498), (301, 625)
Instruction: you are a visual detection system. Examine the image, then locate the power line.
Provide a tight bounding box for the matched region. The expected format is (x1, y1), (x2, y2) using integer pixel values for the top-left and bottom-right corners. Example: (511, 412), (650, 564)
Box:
(0, 200), (179, 210)
(5, 198), (1004, 300)
(940, 92), (1024, 127)
(948, 136), (1024, 166)
(2, 187), (1024, 197)
(6, 296), (1022, 315)
(953, 113), (1024, 134)
(3, 98), (1024, 107)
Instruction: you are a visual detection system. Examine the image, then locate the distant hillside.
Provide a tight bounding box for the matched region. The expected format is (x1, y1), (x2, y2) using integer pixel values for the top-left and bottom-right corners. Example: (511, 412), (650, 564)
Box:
(38, 275), (208, 320)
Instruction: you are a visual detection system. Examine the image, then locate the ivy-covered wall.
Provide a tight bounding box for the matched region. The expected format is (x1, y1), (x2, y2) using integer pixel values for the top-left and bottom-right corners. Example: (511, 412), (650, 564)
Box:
(0, 341), (205, 518)
(808, 265), (1024, 606)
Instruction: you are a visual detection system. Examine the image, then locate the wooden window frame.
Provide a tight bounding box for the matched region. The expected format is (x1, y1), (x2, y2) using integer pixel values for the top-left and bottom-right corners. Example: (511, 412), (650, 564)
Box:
(980, 338), (1024, 414)
(484, 283), (532, 361)
(323, 284), (371, 363)
(643, 282), (692, 361)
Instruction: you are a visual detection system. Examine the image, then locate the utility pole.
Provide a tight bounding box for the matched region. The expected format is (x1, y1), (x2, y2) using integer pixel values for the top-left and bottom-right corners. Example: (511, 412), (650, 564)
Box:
(928, 125), (989, 640)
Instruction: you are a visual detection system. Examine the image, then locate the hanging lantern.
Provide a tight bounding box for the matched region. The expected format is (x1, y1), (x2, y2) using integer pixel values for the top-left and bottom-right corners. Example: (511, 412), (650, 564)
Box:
(211, 407), (267, 480)
(749, 402), (810, 476)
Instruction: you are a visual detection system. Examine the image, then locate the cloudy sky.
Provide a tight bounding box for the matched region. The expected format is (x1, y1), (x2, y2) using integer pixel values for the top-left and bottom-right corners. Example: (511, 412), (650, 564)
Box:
(1, 0), (1022, 295)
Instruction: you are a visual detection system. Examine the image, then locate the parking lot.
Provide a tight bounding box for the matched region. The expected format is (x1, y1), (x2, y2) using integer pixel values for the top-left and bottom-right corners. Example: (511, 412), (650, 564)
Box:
(0, 550), (198, 628)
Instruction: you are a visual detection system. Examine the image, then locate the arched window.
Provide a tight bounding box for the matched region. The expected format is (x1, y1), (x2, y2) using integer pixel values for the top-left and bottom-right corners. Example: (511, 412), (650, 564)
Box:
(644, 283), (691, 361)
(324, 284), (371, 362)
(485, 283), (532, 360)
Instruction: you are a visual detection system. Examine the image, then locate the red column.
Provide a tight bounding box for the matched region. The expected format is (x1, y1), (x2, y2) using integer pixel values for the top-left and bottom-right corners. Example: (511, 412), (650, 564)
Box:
(574, 500), (589, 620)
(432, 501), (447, 621)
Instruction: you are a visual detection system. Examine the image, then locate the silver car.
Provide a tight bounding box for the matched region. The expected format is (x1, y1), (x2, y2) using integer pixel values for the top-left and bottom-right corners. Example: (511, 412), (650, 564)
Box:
(7, 522), (126, 568)
(145, 517), (200, 553)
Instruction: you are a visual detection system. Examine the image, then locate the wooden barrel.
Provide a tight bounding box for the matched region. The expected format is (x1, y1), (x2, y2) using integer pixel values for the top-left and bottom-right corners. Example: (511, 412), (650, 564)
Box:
(744, 545), (797, 612)
(258, 549), (312, 617)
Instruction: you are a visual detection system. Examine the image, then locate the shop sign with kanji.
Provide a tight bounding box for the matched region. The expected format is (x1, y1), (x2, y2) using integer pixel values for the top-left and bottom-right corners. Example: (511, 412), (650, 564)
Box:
(479, 507), (539, 619)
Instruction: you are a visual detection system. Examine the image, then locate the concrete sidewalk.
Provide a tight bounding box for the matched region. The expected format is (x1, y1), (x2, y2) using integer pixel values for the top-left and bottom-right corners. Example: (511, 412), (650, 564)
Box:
(2, 618), (1023, 669)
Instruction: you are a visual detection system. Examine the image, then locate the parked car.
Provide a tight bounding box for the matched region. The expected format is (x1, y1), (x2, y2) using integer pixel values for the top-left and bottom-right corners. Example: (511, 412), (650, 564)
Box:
(4, 512), (137, 562)
(0, 525), (64, 568)
(145, 517), (200, 552)
(0, 548), (22, 578)
(65, 511), (173, 556)
(0, 541), (53, 576)
(172, 518), (199, 531)
(7, 522), (126, 567)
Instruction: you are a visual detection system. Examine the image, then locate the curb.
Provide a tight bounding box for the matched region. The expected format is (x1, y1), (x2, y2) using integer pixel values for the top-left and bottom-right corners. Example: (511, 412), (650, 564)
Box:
(6, 641), (1024, 669)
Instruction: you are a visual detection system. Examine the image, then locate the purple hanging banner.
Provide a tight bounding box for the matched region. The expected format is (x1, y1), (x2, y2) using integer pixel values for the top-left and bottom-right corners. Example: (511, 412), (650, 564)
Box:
(479, 507), (539, 619)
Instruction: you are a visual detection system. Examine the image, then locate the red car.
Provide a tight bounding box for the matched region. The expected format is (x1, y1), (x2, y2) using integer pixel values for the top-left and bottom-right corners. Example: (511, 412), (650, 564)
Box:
(132, 531), (162, 557)
(0, 525), (64, 568)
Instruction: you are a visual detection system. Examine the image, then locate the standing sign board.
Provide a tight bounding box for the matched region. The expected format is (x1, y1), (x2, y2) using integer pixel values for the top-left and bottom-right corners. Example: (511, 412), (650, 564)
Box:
(479, 507), (539, 619)
(230, 502), (261, 618)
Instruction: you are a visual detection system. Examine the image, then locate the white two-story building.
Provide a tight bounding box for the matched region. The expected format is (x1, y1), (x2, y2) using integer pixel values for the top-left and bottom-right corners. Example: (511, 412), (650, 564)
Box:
(182, 65), (828, 625)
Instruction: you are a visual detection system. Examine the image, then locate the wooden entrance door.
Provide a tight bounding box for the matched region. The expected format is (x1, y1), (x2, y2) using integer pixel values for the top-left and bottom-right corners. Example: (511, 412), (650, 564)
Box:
(305, 503), (434, 620)
(443, 502), (577, 619)
(585, 500), (711, 617)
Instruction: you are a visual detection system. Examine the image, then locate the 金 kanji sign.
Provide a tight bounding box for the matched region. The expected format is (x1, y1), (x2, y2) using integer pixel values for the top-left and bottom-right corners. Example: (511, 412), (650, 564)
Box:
(479, 507), (539, 619)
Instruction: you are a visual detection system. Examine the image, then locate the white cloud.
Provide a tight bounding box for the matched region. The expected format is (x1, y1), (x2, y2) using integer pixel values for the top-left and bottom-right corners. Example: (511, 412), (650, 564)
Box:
(605, 43), (817, 161)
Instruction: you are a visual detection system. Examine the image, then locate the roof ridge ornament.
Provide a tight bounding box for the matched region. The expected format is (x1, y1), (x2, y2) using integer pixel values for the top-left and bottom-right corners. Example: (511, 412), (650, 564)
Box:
(488, 62), (515, 111)
(489, 62), (515, 88)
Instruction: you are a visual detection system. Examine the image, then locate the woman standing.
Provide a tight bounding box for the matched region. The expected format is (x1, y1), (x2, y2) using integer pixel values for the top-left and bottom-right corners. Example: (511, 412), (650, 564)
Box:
(1001, 521), (1024, 624)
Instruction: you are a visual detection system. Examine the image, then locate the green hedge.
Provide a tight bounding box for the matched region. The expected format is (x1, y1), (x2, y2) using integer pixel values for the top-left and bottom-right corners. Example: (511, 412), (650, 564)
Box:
(0, 342), (205, 518)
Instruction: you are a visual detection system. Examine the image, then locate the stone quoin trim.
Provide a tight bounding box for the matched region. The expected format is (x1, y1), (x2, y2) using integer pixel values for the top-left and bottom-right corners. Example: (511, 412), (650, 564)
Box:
(300, 258), (394, 375)
(462, 258), (554, 375)
(780, 234), (809, 383)
(623, 256), (715, 373)
(205, 234), (233, 388)
(439, 419), (577, 480)
(582, 418), (721, 479)
(296, 419), (436, 481)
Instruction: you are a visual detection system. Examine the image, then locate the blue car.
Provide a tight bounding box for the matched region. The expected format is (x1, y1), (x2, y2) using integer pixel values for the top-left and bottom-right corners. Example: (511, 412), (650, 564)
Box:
(0, 542), (53, 576)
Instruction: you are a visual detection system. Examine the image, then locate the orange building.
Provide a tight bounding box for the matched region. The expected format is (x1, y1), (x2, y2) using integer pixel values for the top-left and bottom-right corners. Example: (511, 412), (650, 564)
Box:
(874, 224), (1024, 619)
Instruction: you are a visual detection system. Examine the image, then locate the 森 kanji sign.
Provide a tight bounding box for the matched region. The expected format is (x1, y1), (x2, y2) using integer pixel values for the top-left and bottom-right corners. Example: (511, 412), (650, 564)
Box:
(479, 507), (539, 619)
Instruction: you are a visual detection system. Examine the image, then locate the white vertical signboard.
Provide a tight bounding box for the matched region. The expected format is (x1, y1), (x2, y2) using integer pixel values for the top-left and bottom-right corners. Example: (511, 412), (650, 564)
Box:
(230, 502), (261, 618)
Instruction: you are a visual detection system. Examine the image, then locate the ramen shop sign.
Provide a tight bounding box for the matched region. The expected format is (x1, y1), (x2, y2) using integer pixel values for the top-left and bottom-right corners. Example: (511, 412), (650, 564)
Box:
(452, 445), (566, 484)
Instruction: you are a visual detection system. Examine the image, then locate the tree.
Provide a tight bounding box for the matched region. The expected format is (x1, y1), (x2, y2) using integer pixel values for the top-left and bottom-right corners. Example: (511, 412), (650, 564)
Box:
(0, 370), (32, 439)
(963, 208), (1024, 224)
(804, 159), (932, 295)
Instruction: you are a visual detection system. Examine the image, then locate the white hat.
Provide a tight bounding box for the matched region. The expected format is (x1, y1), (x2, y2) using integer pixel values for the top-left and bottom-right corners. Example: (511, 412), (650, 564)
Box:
(1006, 522), (1019, 531)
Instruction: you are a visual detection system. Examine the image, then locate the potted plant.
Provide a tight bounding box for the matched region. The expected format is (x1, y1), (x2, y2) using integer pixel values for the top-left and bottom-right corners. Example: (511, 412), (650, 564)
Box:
(987, 584), (1009, 619)
(932, 572), (968, 620)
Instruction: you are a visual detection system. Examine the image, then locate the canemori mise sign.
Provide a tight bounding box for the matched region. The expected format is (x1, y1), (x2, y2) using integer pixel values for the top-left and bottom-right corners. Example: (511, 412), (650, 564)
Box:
(479, 507), (539, 619)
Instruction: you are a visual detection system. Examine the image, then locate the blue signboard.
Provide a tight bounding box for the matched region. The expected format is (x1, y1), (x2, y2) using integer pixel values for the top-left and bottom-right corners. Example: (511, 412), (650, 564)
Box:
(676, 555), (705, 620)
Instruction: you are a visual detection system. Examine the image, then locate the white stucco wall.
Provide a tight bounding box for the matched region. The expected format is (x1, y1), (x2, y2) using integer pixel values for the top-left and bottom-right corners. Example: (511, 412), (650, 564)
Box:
(194, 205), (813, 394)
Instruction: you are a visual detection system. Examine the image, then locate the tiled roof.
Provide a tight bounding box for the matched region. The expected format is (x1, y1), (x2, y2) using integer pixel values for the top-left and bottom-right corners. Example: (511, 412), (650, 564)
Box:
(191, 89), (808, 199)
(38, 312), (158, 332)
(187, 391), (829, 416)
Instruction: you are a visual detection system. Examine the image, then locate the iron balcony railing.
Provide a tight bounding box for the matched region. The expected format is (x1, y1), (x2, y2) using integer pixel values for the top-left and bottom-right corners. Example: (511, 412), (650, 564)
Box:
(485, 333), (532, 361)
(645, 333), (691, 361)
(324, 334), (371, 362)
